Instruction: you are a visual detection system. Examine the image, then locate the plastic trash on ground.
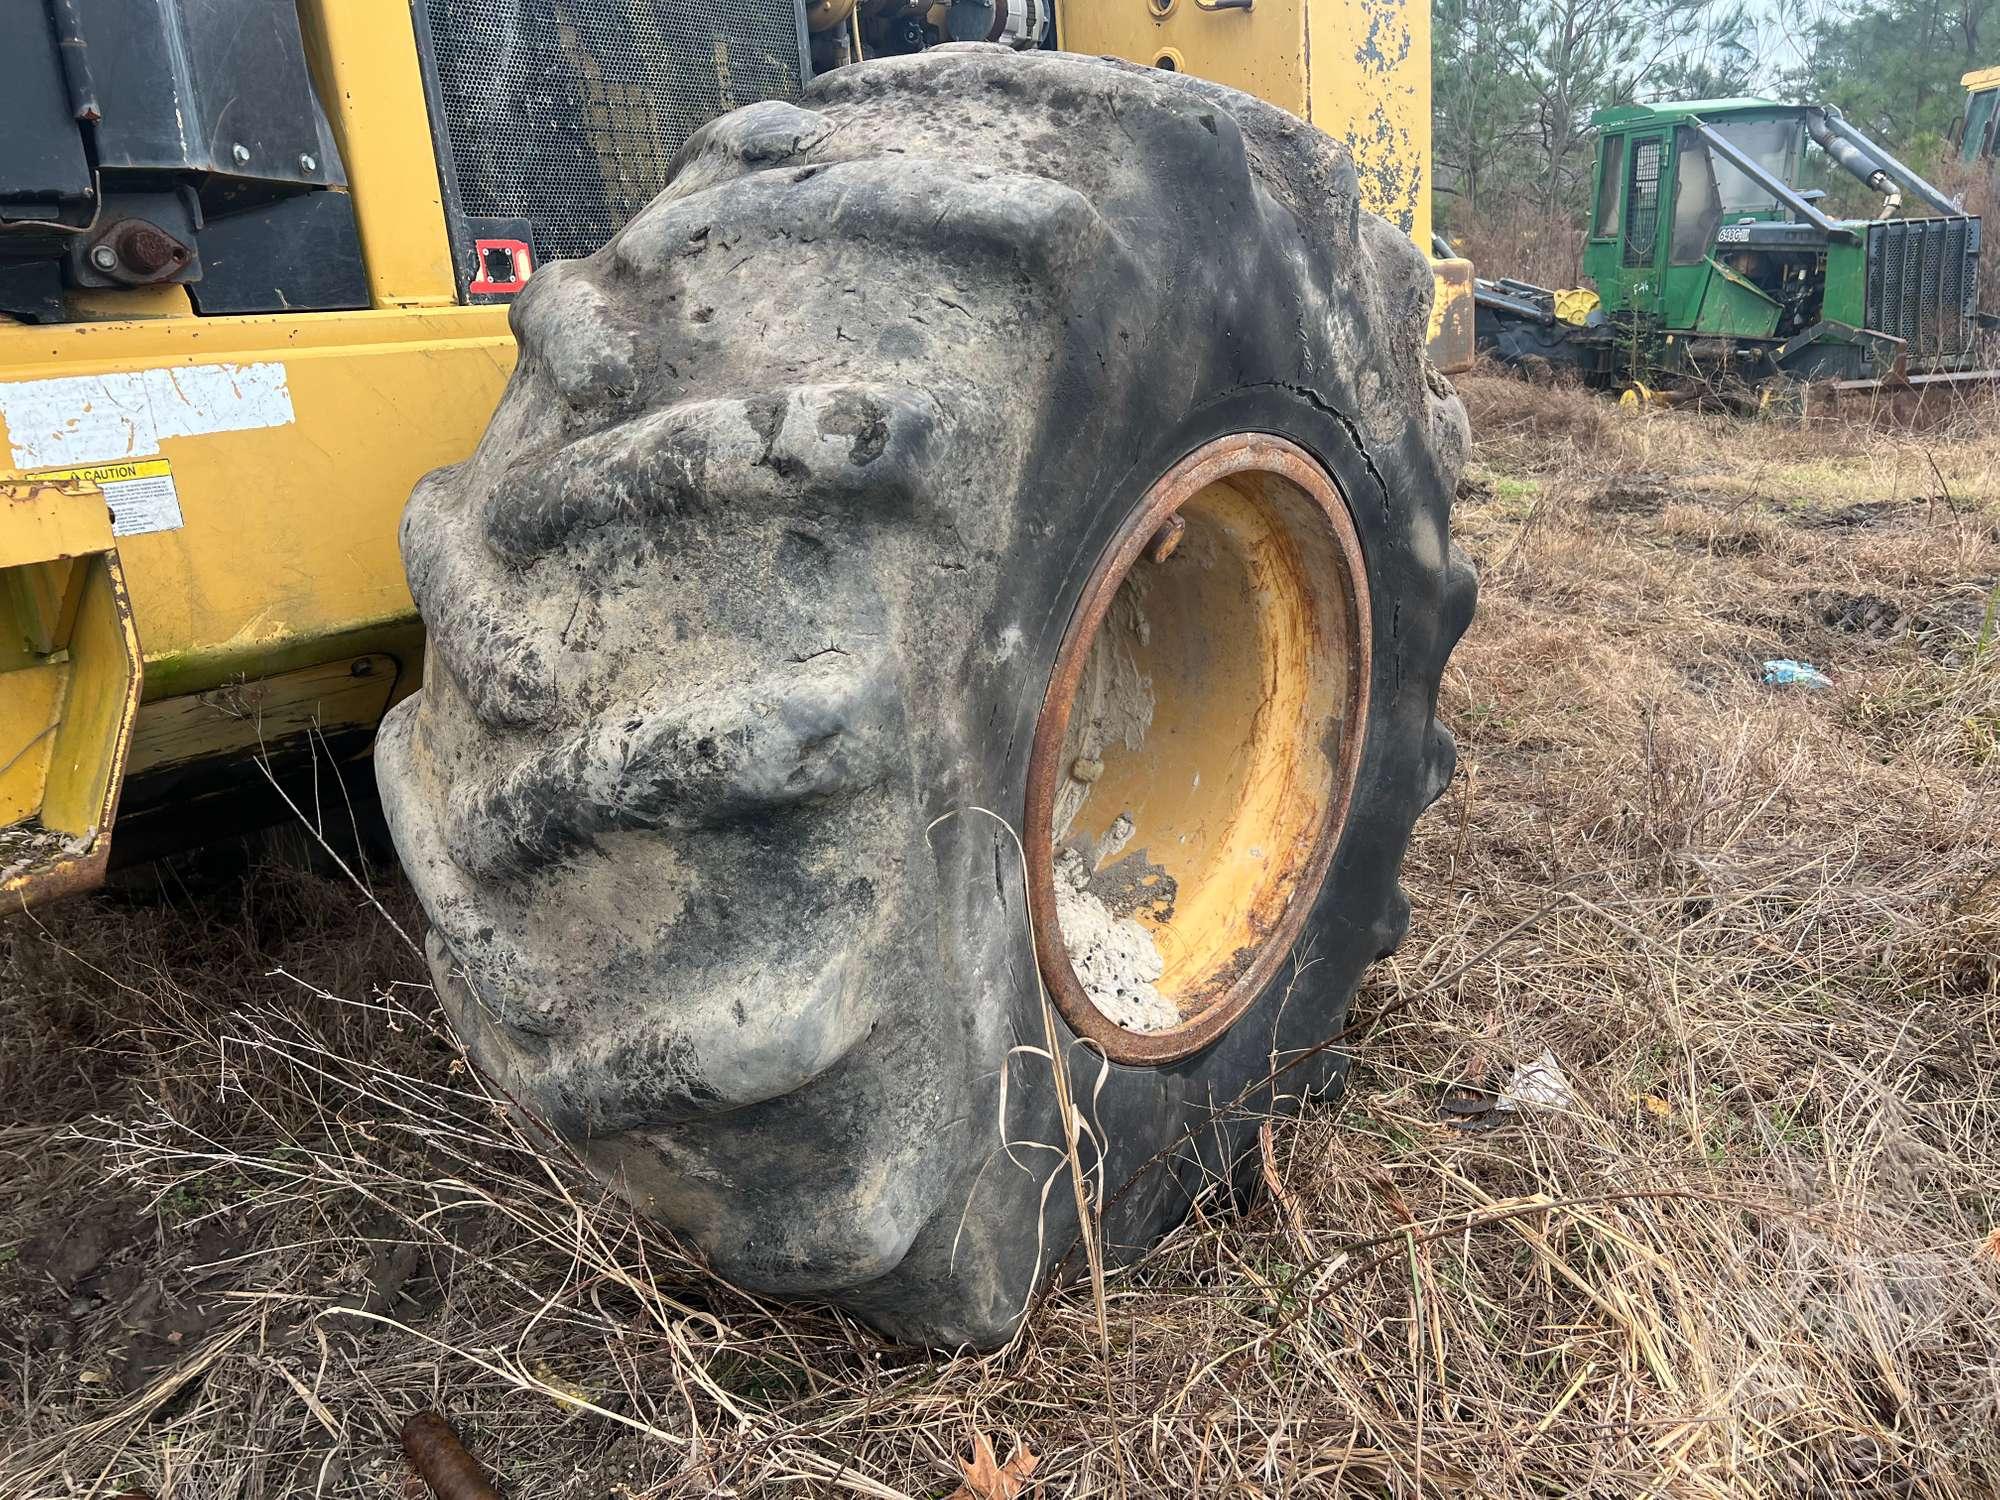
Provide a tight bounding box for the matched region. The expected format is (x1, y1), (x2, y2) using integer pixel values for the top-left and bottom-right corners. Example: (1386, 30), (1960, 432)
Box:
(1762, 659), (1832, 689)
(1498, 1049), (1576, 1113)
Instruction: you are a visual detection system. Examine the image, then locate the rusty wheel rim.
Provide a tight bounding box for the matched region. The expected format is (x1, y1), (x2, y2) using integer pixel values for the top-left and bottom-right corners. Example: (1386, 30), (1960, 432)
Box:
(1024, 434), (1372, 1065)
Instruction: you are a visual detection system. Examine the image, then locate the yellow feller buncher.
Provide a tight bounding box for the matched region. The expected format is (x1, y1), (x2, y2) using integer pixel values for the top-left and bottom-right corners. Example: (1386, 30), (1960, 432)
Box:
(1, 1), (1475, 1344)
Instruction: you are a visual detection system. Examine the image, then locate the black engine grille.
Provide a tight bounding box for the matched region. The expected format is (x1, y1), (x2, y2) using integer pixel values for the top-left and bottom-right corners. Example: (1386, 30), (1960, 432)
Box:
(421, 0), (807, 269)
(1865, 216), (1982, 368)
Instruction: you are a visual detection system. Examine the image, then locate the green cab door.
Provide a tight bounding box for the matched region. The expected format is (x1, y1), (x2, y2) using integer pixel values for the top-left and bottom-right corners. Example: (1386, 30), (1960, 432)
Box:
(1616, 132), (1670, 318)
(1582, 129), (1671, 325)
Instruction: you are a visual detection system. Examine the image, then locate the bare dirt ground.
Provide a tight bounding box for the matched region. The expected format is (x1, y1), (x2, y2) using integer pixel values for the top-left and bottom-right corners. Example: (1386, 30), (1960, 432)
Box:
(3, 374), (1998, 1498)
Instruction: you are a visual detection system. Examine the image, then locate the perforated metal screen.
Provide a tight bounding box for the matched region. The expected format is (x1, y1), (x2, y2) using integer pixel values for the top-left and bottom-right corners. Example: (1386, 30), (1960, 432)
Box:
(422, 0), (808, 267)
(1866, 217), (1981, 365)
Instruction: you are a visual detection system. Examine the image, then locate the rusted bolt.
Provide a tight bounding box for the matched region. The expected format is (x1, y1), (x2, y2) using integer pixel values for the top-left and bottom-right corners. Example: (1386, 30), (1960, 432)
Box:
(118, 223), (183, 276)
(91, 220), (193, 282)
(1146, 514), (1186, 563)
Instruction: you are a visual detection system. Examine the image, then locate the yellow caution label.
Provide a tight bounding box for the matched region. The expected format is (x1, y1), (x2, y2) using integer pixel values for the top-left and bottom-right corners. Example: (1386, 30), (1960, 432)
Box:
(26, 458), (182, 537)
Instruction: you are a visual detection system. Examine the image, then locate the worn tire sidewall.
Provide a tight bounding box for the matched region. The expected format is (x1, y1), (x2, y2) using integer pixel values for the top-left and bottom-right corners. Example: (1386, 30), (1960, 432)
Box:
(911, 381), (1449, 1331)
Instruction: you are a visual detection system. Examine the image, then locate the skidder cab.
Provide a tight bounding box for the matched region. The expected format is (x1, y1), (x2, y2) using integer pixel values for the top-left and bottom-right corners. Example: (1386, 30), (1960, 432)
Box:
(1477, 98), (1985, 393)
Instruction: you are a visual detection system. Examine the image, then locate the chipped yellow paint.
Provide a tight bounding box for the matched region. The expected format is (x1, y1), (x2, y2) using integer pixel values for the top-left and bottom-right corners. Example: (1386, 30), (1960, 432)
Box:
(1305, 0), (1431, 247)
(0, 478), (112, 579)
(1055, 0), (1432, 246)
(1429, 256), (1476, 373)
(0, 307), (516, 703)
(1055, 0), (1464, 365)
(0, 0), (506, 899)
(1055, 471), (1359, 1005)
(63, 285), (196, 321)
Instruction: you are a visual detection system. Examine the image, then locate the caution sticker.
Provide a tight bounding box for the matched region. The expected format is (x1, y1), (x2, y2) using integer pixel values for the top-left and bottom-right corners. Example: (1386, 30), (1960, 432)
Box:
(27, 458), (184, 537)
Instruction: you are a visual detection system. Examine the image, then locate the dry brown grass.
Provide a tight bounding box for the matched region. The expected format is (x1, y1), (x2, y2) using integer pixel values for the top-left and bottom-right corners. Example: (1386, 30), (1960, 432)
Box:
(3, 374), (1999, 1497)
(1934, 160), (2000, 319)
(1440, 203), (1588, 292)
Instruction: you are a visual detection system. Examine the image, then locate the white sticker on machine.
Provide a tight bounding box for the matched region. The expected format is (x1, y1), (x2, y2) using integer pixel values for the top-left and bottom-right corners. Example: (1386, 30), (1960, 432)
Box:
(31, 458), (185, 537)
(0, 361), (295, 470)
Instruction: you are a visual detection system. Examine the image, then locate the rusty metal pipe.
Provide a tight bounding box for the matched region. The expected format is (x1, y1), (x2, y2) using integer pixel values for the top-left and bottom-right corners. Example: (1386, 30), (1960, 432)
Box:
(402, 1413), (502, 1500)
(1805, 109), (1893, 197)
(1807, 106), (1960, 218)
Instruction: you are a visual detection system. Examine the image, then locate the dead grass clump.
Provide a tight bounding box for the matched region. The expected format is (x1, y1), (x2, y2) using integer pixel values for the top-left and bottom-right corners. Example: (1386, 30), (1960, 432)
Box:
(3, 392), (2000, 1497)
(1658, 499), (1786, 556)
(1848, 651), (2000, 768)
(1453, 368), (1620, 474)
(1935, 159), (1999, 318)
(1443, 201), (1588, 291)
(1804, 378), (2000, 442)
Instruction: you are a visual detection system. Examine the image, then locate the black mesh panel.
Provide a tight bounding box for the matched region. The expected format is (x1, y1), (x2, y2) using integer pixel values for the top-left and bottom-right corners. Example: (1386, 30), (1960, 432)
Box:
(1623, 138), (1662, 267)
(1865, 217), (1982, 366)
(423, 0), (807, 266)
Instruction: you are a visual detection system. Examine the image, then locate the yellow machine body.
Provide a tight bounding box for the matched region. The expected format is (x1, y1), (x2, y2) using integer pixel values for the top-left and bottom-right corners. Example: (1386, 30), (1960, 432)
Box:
(1057, 0), (1433, 242)
(0, 2), (518, 901)
(0, 478), (143, 902)
(1055, 0), (1476, 373)
(1, 0), (1465, 905)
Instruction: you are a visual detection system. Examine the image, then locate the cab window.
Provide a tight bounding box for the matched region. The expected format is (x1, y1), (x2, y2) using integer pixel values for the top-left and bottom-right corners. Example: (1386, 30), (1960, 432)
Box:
(1707, 117), (1803, 212)
(1594, 135), (1625, 236)
(1965, 88), (1999, 164)
(1623, 136), (1663, 266)
(1671, 128), (1722, 264)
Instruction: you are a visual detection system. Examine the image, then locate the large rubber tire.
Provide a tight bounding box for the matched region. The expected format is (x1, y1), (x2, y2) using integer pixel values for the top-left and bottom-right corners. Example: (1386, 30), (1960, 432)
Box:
(376, 45), (1475, 1347)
